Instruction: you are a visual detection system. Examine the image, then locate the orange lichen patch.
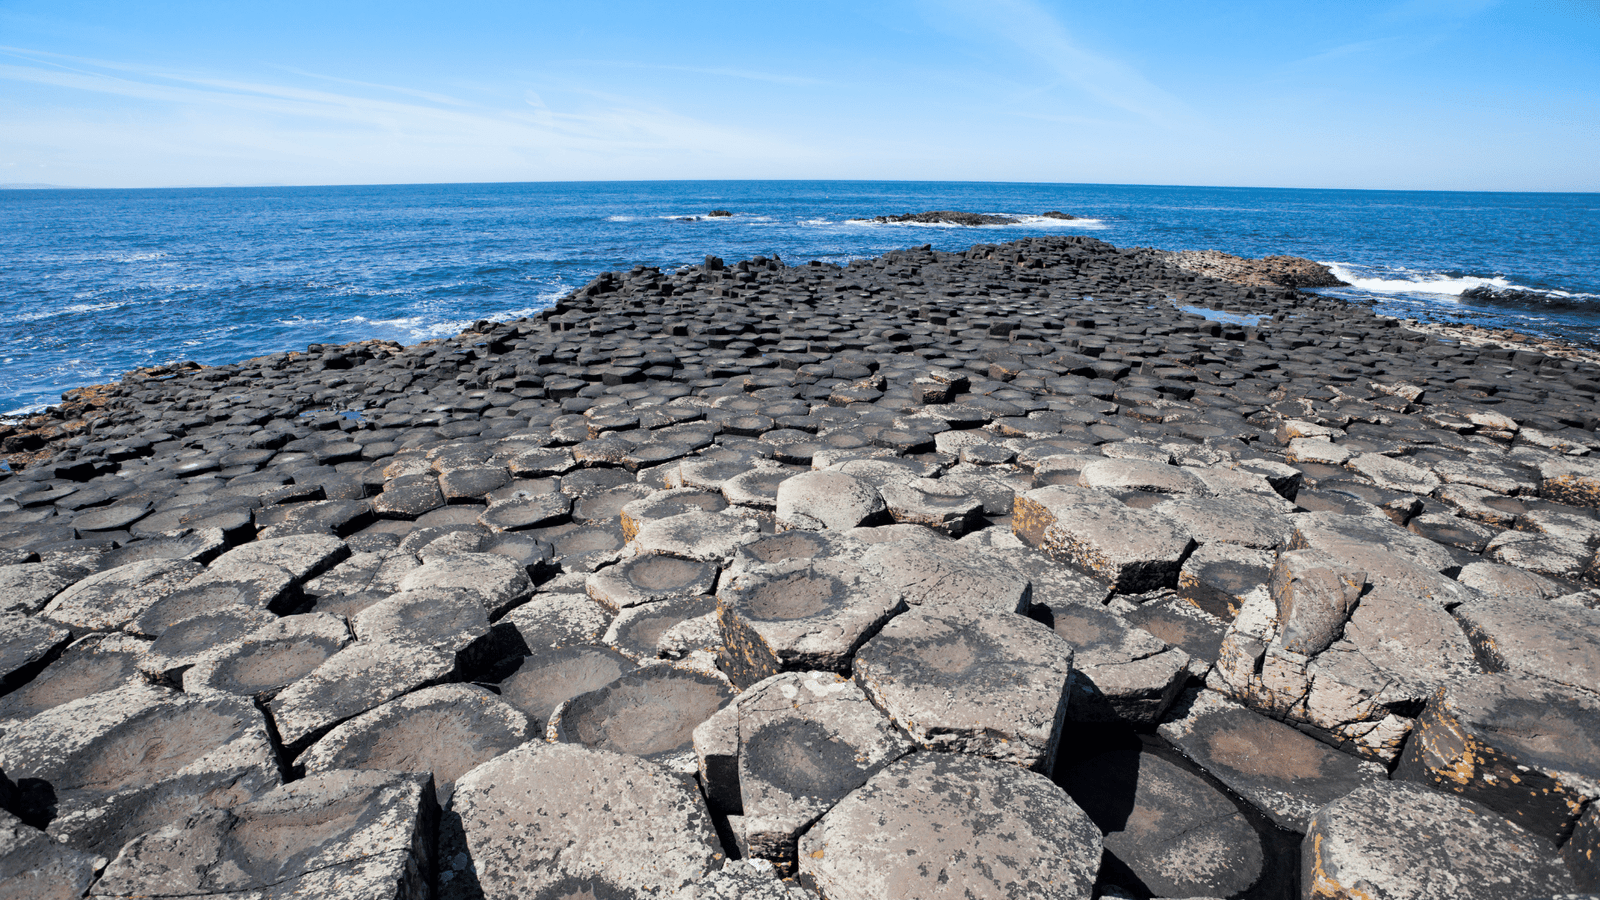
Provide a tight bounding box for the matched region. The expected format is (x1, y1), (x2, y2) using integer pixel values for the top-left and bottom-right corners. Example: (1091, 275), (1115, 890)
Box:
(1010, 494), (1052, 549)
(1305, 833), (1379, 900)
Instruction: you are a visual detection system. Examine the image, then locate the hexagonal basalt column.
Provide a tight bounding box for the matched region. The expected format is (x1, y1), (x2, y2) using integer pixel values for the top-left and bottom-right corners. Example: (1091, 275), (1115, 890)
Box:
(852, 606), (1074, 772)
(717, 558), (905, 689)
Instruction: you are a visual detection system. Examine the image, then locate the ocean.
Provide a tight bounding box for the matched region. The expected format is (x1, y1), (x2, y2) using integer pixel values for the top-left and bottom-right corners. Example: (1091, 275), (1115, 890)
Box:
(2, 180), (1596, 416)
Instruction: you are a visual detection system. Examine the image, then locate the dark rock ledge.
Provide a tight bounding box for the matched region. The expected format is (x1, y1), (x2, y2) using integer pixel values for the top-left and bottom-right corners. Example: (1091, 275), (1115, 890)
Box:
(2, 234), (1600, 899)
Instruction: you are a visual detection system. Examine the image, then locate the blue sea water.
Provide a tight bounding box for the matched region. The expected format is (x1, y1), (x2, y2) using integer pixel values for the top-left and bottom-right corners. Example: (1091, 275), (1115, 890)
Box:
(2, 180), (1597, 416)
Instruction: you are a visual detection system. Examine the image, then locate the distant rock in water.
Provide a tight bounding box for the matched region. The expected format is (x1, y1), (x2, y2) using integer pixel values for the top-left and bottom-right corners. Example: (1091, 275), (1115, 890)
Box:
(1153, 249), (1347, 289)
(707, 209), (732, 217)
(871, 210), (1077, 226)
(1459, 284), (1581, 310)
(873, 211), (1016, 226)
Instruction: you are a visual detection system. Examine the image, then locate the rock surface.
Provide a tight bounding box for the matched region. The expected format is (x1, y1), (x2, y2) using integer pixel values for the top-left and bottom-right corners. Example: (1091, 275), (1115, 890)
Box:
(4, 234), (1600, 896)
(798, 752), (1102, 900)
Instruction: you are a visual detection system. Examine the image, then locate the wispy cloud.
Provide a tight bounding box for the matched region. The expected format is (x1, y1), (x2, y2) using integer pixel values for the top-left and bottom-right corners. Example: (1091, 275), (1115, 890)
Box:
(925, 0), (1198, 128)
(0, 46), (806, 184)
(567, 59), (838, 89)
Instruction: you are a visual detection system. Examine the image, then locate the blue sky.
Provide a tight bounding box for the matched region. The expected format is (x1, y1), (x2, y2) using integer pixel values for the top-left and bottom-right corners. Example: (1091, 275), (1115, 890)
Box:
(1, 0), (1595, 191)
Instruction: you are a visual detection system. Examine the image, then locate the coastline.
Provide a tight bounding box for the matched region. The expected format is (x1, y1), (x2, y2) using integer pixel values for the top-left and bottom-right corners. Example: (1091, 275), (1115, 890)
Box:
(0, 234), (1597, 897)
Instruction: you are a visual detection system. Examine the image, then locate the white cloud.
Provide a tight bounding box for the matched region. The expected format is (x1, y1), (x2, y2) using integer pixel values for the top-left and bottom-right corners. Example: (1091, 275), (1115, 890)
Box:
(0, 46), (808, 185)
(925, 0), (1199, 128)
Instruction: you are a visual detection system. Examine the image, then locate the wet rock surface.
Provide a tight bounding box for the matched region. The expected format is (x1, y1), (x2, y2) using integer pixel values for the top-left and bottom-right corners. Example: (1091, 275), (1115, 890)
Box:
(4, 234), (1600, 896)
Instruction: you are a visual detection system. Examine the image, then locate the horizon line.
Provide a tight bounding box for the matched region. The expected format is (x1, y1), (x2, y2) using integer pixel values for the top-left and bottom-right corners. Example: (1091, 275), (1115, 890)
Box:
(2, 178), (1596, 197)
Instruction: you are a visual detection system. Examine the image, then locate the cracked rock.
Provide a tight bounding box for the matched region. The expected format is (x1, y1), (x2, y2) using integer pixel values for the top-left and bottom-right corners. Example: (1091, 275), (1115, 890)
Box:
(298, 684), (532, 806)
(446, 742), (720, 898)
(93, 769), (438, 900)
(1303, 780), (1574, 900)
(1014, 485), (1194, 592)
(268, 639), (455, 756)
(716, 557), (905, 689)
(797, 751), (1101, 900)
(736, 672), (914, 871)
(1395, 672), (1600, 845)
(1042, 600), (1189, 725)
(40, 558), (202, 631)
(853, 606), (1073, 771)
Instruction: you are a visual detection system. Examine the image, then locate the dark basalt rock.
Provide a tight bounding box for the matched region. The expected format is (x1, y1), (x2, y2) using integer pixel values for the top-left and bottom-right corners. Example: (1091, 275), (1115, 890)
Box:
(551, 665), (734, 772)
(8, 232), (1600, 898)
(871, 211), (1016, 226)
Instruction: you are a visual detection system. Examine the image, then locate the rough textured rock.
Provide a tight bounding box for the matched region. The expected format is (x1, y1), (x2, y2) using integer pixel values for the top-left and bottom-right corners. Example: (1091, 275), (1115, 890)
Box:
(501, 590), (611, 650)
(775, 471), (885, 531)
(395, 552), (531, 616)
(269, 639), (455, 755)
(0, 809), (98, 900)
(0, 613), (71, 695)
(1395, 673), (1600, 845)
(40, 558), (202, 631)
(717, 557), (905, 689)
(1059, 743), (1265, 899)
(0, 632), (146, 721)
(298, 684), (532, 806)
(0, 561), (87, 615)
(446, 742), (721, 898)
(858, 540), (1032, 614)
(92, 769), (438, 900)
(1303, 780), (1575, 899)
(736, 672), (913, 871)
(1014, 485), (1194, 592)
(797, 751), (1101, 900)
(1158, 689), (1385, 831)
(1453, 596), (1600, 697)
(852, 606), (1073, 771)
(1154, 248), (1347, 288)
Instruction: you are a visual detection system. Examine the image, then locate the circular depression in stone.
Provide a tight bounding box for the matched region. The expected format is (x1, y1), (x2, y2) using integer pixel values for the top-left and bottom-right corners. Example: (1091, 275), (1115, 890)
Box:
(644, 493), (727, 518)
(497, 646), (636, 725)
(213, 638), (342, 695)
(77, 702), (251, 792)
(312, 706), (526, 802)
(742, 531), (831, 564)
(559, 667), (733, 759)
(742, 718), (877, 801)
(150, 609), (274, 659)
(744, 570), (841, 621)
(0, 647), (141, 719)
(618, 555), (714, 593)
(551, 526), (624, 557)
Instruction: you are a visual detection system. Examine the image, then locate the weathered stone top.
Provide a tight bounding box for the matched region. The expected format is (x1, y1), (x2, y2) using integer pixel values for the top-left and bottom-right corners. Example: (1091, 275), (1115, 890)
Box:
(1, 233), (1599, 898)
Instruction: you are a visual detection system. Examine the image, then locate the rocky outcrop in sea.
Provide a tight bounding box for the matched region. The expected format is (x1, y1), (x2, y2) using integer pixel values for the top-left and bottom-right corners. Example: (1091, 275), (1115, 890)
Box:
(870, 210), (1077, 226)
(2, 234), (1599, 899)
(1149, 248), (1348, 289)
